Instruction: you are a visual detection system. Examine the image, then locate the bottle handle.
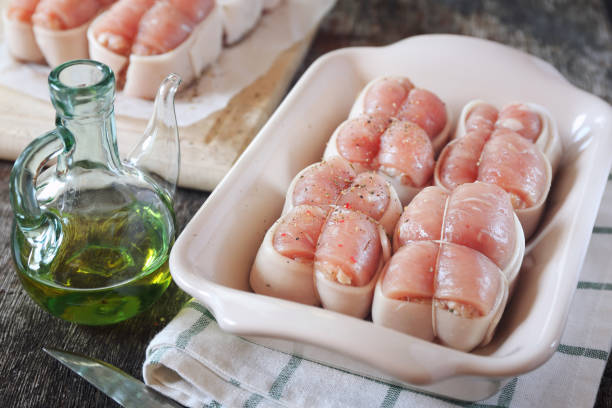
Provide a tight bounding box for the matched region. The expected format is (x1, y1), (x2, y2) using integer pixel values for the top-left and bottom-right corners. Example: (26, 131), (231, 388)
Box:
(9, 125), (74, 267)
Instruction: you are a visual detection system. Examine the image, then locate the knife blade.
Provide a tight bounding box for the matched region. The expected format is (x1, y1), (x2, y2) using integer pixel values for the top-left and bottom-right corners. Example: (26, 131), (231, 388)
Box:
(43, 347), (183, 408)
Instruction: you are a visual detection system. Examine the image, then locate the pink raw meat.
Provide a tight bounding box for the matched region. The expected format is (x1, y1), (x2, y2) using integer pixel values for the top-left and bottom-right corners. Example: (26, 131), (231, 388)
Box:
(438, 129), (490, 190)
(465, 103), (498, 133)
(435, 243), (503, 317)
(397, 88), (448, 140)
(315, 208), (382, 287)
(336, 172), (391, 222)
(92, 0), (155, 56)
(273, 205), (328, 261)
(495, 103), (542, 142)
(377, 120), (435, 187)
(335, 115), (387, 169)
(132, 1), (194, 56)
(443, 182), (517, 270)
(363, 77), (415, 118)
(381, 241), (438, 301)
(291, 157), (356, 208)
(394, 186), (448, 248)
(478, 130), (548, 209)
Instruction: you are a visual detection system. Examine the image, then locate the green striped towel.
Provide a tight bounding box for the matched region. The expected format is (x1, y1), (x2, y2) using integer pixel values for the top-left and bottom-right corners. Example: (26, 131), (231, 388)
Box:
(143, 176), (612, 408)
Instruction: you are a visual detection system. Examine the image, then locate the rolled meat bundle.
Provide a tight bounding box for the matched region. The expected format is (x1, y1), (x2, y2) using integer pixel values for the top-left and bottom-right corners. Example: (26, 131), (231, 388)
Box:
(89, 0), (223, 99)
(373, 182), (524, 351)
(283, 158), (402, 236)
(435, 100), (560, 239)
(324, 116), (436, 205)
(314, 207), (390, 318)
(477, 130), (551, 238)
(252, 160), (399, 316)
(377, 120), (435, 190)
(478, 130), (549, 210)
(323, 76), (452, 205)
(393, 183), (524, 287)
(348, 76), (452, 153)
(437, 129), (489, 191)
(452, 100), (562, 171)
(432, 242), (508, 351)
(372, 241), (508, 351)
(251, 204), (391, 315)
(325, 115), (387, 175)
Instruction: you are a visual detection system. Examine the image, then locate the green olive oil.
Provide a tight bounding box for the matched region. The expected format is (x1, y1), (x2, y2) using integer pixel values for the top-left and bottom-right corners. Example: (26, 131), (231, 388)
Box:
(12, 201), (174, 325)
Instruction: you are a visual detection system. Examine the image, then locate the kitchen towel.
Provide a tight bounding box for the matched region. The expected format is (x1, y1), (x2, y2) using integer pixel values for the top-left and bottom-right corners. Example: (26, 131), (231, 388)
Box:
(143, 175), (612, 408)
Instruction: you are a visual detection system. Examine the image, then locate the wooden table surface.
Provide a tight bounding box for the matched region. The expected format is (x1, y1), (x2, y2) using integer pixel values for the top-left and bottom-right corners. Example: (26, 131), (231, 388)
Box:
(1, 1), (611, 407)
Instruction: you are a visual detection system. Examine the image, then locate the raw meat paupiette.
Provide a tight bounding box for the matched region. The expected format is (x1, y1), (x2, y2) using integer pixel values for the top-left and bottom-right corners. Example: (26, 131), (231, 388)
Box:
(250, 157), (398, 318)
(434, 100), (562, 238)
(372, 182), (525, 351)
(88, 0), (222, 98)
(324, 77), (452, 205)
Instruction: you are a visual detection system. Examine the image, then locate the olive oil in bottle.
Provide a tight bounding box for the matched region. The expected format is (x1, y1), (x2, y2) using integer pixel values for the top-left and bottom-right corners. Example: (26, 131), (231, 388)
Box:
(12, 199), (174, 325)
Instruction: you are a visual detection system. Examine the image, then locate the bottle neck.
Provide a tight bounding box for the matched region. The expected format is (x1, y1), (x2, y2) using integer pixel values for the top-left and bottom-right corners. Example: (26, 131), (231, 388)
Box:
(58, 107), (122, 171)
(48, 60), (120, 172)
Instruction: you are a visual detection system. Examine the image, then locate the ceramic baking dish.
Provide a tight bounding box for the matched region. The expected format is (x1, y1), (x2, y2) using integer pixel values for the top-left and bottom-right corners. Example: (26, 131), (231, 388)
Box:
(169, 34), (612, 401)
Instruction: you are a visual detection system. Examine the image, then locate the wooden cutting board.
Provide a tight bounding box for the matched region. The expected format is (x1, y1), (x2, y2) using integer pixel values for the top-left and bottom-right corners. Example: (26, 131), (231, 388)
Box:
(0, 0), (313, 191)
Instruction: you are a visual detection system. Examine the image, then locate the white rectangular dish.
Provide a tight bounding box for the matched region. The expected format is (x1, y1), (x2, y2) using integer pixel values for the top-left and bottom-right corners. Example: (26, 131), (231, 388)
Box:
(169, 34), (612, 401)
